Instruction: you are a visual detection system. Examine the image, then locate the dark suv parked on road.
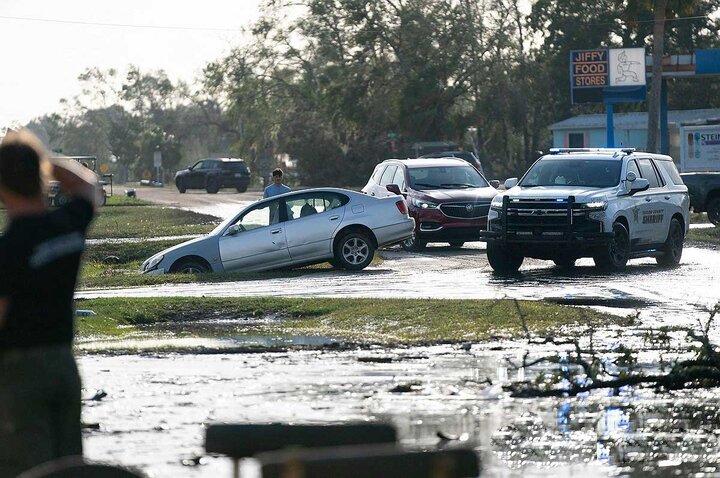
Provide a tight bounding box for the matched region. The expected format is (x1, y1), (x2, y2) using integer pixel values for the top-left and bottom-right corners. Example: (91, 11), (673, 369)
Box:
(362, 158), (498, 251)
(175, 158), (251, 194)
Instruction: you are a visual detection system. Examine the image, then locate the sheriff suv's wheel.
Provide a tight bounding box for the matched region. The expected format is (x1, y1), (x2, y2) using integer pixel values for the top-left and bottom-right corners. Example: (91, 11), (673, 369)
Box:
(400, 233), (426, 252)
(593, 222), (630, 270)
(335, 232), (375, 270)
(656, 217), (684, 267)
(486, 242), (523, 273)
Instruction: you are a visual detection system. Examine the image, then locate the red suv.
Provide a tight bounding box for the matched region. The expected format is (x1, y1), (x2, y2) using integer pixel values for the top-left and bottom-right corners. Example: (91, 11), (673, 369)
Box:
(362, 158), (498, 251)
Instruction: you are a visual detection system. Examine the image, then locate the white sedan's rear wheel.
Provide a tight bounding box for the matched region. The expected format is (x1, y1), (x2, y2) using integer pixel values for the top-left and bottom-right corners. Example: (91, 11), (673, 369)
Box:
(335, 233), (374, 270)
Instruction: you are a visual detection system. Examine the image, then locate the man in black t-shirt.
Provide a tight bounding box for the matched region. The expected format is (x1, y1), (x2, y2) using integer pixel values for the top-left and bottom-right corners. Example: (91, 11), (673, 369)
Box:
(0, 130), (98, 477)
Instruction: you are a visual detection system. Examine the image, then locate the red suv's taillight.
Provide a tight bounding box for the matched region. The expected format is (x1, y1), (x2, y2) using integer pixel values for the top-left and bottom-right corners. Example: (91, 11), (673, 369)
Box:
(395, 200), (408, 215)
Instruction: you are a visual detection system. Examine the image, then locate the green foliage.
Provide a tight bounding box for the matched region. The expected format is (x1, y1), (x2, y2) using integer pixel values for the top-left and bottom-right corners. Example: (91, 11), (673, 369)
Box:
(23, 1), (720, 184)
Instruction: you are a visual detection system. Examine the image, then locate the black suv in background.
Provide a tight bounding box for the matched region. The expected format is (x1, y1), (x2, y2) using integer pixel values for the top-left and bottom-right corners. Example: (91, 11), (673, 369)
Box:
(175, 158), (251, 194)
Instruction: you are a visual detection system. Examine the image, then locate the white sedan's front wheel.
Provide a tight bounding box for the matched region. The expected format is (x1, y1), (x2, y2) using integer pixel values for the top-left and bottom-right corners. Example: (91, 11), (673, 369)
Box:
(335, 233), (375, 271)
(170, 258), (210, 274)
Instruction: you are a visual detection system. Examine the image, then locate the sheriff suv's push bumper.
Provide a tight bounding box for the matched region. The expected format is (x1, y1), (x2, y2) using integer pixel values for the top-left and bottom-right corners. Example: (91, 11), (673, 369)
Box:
(480, 195), (613, 246)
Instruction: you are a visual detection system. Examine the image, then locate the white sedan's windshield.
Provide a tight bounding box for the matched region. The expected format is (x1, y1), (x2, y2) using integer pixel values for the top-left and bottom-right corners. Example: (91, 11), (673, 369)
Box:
(520, 159), (621, 188)
(408, 165), (488, 190)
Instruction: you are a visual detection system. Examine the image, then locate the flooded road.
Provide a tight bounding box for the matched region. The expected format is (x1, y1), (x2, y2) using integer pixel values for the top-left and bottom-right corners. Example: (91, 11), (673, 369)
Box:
(78, 243), (720, 330)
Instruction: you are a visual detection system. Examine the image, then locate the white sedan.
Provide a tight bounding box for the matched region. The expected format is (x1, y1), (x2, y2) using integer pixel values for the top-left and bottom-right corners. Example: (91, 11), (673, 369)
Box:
(142, 188), (414, 274)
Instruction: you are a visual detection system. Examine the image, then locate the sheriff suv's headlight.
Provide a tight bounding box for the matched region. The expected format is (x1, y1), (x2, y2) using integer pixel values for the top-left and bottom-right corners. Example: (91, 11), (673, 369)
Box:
(490, 196), (504, 209)
(581, 201), (607, 221)
(582, 201), (607, 210)
(143, 254), (164, 272)
(411, 198), (439, 209)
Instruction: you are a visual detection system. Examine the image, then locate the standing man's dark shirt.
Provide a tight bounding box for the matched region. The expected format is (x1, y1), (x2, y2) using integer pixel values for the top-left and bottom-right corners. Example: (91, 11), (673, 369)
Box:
(0, 197), (93, 349)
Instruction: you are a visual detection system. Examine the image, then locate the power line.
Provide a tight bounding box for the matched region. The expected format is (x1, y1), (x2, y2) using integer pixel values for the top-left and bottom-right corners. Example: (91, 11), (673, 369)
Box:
(0, 11), (715, 34)
(0, 14), (242, 32)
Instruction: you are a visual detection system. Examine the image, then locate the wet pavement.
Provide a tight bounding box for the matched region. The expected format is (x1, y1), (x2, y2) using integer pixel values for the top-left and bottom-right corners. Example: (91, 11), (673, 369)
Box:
(131, 186), (261, 219)
(78, 243), (720, 330)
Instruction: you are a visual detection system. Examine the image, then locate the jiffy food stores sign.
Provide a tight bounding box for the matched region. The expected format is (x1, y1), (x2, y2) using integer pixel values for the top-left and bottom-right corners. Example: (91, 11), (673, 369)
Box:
(570, 48), (646, 104)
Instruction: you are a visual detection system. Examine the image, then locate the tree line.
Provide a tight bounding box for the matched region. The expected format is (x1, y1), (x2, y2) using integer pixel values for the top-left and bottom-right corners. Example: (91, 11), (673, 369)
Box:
(26, 0), (720, 186)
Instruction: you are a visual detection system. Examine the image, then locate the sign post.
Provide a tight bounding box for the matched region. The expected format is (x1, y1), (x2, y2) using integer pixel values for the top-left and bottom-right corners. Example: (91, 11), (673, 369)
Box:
(153, 150), (162, 184)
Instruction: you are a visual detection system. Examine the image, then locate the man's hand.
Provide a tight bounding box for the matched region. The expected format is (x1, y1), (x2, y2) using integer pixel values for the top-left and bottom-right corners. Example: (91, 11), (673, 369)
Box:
(50, 158), (101, 208)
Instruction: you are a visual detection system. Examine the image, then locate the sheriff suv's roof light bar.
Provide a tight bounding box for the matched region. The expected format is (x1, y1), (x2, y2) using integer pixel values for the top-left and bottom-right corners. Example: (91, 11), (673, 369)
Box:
(548, 148), (636, 155)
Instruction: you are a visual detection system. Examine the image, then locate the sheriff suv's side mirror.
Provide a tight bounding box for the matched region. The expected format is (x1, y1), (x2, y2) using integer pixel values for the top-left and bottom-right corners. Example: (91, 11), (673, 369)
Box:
(629, 178), (650, 195)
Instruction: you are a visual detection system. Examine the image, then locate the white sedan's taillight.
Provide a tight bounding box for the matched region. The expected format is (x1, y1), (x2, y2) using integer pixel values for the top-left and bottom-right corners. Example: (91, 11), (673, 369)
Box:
(395, 200), (408, 215)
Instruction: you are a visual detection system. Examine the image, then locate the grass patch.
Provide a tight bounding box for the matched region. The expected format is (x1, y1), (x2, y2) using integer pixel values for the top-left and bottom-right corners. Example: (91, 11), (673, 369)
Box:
(75, 297), (621, 345)
(687, 225), (720, 247)
(104, 195), (152, 207)
(690, 212), (709, 224)
(85, 239), (184, 263)
(88, 206), (219, 239)
(78, 253), (383, 289)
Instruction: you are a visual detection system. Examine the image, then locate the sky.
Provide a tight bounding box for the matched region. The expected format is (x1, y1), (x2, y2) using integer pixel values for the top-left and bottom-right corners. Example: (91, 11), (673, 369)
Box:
(0, 0), (265, 128)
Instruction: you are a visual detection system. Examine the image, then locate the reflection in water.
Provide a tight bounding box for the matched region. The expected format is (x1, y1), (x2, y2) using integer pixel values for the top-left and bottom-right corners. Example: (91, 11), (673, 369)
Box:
(78, 318), (341, 352)
(78, 344), (720, 478)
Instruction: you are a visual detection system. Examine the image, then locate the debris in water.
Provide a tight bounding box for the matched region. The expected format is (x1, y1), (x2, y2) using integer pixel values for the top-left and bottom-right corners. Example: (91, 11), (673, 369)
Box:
(89, 390), (108, 401)
(181, 456), (208, 466)
(437, 431), (469, 442)
(358, 356), (394, 363)
(389, 382), (422, 393)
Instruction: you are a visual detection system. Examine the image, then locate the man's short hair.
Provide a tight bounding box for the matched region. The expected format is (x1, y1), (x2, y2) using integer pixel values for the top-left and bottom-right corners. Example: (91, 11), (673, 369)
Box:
(0, 130), (45, 197)
(272, 168), (283, 178)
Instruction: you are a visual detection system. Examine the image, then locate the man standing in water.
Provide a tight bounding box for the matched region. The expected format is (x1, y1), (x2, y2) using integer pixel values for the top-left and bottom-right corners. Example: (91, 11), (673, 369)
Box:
(0, 130), (98, 476)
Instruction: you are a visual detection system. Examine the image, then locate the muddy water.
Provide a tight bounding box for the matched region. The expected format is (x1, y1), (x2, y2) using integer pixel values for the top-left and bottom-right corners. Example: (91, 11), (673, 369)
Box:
(79, 341), (720, 478)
